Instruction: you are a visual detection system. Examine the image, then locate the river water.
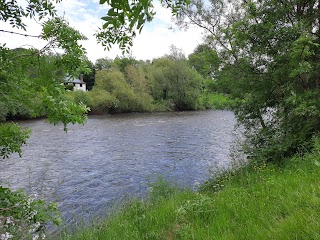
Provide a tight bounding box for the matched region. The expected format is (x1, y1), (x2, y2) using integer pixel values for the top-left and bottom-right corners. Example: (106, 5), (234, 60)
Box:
(0, 110), (236, 231)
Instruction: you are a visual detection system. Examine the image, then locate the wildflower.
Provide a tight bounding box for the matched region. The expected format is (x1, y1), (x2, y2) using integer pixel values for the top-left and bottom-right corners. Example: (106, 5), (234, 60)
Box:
(194, 180), (200, 188)
(0, 232), (13, 240)
(28, 210), (38, 220)
(29, 222), (41, 234)
(5, 217), (14, 226)
(34, 222), (40, 229)
(32, 234), (39, 240)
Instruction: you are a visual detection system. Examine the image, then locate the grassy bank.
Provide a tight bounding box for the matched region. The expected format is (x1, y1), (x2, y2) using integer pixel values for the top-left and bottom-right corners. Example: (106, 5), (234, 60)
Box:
(60, 140), (320, 240)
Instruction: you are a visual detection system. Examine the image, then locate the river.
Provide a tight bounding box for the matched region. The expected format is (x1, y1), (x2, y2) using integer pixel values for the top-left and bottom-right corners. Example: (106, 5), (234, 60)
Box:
(0, 110), (237, 232)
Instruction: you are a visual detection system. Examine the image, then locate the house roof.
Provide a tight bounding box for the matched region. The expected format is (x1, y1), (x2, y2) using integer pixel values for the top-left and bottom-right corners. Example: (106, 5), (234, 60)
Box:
(65, 76), (85, 84)
(72, 79), (86, 84)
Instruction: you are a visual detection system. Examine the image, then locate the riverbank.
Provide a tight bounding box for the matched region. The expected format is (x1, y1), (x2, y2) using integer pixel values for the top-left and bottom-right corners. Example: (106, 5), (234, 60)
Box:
(3, 92), (233, 121)
(69, 91), (234, 115)
(59, 139), (320, 239)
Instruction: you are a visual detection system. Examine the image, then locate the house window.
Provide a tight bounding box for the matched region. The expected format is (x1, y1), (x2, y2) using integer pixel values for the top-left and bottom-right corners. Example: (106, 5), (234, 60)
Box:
(80, 84), (82, 87)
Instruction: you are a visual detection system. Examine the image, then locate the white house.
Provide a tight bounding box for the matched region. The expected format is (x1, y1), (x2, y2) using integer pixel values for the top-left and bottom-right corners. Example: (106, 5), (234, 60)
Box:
(65, 75), (86, 91)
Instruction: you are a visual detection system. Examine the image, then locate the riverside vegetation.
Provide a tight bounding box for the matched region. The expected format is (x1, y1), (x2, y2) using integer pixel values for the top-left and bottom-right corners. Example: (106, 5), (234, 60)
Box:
(60, 137), (320, 240)
(1, 0), (320, 239)
(3, 45), (233, 119)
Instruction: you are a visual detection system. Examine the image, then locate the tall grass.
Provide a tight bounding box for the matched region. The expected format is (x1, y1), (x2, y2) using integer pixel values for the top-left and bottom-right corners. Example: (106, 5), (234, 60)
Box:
(60, 139), (320, 240)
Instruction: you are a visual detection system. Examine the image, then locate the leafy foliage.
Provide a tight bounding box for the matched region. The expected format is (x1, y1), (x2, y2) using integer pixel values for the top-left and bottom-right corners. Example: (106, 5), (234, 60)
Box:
(93, 67), (153, 113)
(88, 53), (208, 113)
(41, 17), (88, 72)
(95, 57), (115, 71)
(42, 87), (89, 131)
(0, 123), (30, 159)
(0, 0), (59, 30)
(0, 187), (61, 240)
(149, 49), (204, 110)
(1, 2), (90, 238)
(188, 44), (219, 79)
(96, 0), (190, 52)
(0, 16), (90, 155)
(1, 0), (192, 53)
(179, 0), (320, 161)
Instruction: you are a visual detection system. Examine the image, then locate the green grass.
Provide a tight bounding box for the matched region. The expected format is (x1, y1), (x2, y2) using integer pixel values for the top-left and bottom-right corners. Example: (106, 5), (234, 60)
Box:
(60, 142), (320, 240)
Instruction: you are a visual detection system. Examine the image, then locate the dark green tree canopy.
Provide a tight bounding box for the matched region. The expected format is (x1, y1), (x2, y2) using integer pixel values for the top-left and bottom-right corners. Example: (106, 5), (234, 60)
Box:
(188, 44), (220, 79)
(179, 0), (320, 161)
(149, 46), (204, 110)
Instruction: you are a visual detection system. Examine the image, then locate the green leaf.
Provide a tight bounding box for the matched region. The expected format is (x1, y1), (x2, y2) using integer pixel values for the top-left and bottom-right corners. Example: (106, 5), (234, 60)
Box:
(101, 16), (114, 21)
(108, 8), (118, 16)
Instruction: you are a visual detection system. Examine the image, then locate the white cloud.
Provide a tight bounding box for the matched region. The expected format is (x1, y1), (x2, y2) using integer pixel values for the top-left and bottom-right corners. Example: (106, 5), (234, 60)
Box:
(0, 0), (204, 63)
(0, 18), (46, 50)
(131, 24), (203, 61)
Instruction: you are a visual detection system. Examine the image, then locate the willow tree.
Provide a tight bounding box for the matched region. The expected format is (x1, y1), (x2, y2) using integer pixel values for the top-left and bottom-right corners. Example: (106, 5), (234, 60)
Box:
(149, 46), (204, 110)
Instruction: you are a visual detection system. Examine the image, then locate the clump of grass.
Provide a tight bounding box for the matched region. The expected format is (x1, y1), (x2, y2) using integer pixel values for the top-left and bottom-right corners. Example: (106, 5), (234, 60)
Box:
(61, 139), (320, 240)
(60, 177), (195, 240)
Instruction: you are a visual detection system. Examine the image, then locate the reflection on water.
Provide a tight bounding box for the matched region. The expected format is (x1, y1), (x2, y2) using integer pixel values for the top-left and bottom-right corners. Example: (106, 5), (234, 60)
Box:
(0, 110), (236, 230)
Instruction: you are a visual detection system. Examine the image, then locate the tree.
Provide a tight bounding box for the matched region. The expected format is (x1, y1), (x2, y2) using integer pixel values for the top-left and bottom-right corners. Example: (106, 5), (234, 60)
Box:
(114, 56), (139, 73)
(1, 18), (90, 158)
(0, 0), (58, 30)
(149, 57), (172, 101)
(82, 59), (96, 91)
(188, 44), (220, 80)
(91, 63), (154, 113)
(1, 0), (192, 54)
(150, 46), (204, 110)
(179, 0), (320, 161)
(95, 57), (115, 71)
(94, 69), (140, 112)
(238, 0), (320, 161)
(1, 3), (90, 238)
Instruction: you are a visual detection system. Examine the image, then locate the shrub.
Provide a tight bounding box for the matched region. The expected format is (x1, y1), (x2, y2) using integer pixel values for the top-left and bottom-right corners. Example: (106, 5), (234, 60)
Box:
(73, 91), (89, 106)
(87, 90), (116, 114)
(64, 84), (74, 91)
(0, 187), (61, 240)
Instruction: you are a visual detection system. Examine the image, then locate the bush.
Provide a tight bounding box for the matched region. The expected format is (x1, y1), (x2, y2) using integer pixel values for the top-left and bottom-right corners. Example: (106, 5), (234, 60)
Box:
(73, 91), (89, 106)
(87, 90), (116, 114)
(0, 187), (61, 240)
(64, 84), (74, 91)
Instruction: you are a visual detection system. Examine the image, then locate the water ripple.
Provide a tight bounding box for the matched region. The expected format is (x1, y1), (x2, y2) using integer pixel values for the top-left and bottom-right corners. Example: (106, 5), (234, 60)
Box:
(0, 110), (236, 230)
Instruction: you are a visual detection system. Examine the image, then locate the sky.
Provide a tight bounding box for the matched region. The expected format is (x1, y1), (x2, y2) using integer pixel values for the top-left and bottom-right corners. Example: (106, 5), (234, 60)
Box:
(0, 0), (204, 63)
